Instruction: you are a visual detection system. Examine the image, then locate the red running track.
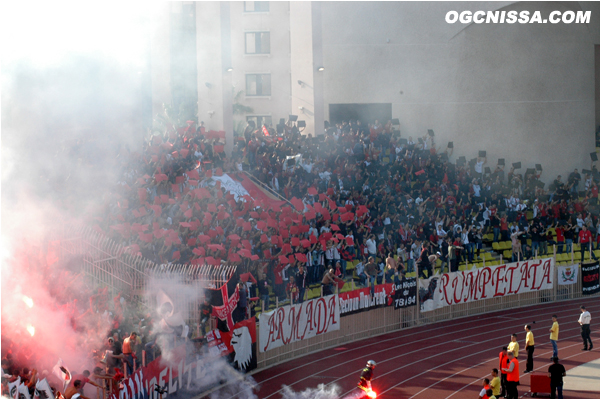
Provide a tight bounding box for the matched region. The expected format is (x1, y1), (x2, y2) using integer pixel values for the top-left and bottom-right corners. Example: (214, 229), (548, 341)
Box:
(250, 298), (600, 399)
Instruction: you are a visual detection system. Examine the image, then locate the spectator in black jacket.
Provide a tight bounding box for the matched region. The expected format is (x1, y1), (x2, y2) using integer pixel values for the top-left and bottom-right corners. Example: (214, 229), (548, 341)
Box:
(234, 282), (248, 323)
(258, 273), (270, 311)
(295, 266), (308, 303)
(568, 169), (581, 196)
(198, 299), (213, 337)
(530, 225), (542, 257)
(417, 242), (432, 279)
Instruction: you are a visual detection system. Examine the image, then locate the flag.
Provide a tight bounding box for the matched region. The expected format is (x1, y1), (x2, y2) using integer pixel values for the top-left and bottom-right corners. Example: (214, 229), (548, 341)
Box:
(9, 377), (20, 399)
(18, 382), (31, 399)
(52, 359), (71, 391)
(206, 317), (258, 373)
(156, 290), (187, 336)
(35, 378), (55, 399)
(206, 272), (240, 331)
(156, 289), (174, 318)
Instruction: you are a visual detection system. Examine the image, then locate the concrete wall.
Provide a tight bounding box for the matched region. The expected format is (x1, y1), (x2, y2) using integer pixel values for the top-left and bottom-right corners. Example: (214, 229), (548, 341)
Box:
(290, 1), (316, 135)
(150, 2), (172, 118)
(196, 2), (226, 132)
(319, 1), (598, 182)
(230, 1), (292, 129)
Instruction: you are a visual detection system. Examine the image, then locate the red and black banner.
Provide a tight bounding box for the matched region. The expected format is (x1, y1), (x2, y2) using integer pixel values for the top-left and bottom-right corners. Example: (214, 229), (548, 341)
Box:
(206, 317), (257, 373)
(114, 318), (257, 399)
(206, 272), (240, 331)
(338, 283), (395, 316)
(582, 262), (600, 295)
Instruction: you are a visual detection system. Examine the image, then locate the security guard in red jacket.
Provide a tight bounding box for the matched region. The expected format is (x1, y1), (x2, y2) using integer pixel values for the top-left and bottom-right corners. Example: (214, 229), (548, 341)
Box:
(502, 351), (520, 399)
(498, 346), (508, 398)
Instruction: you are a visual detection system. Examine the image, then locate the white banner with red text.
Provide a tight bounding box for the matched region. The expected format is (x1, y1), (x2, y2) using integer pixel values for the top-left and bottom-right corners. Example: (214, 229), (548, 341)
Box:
(419, 258), (554, 312)
(259, 294), (340, 353)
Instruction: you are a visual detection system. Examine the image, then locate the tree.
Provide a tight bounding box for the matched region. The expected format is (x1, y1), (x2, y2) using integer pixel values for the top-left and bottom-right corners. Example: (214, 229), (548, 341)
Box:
(151, 101), (198, 138)
(232, 89), (253, 138)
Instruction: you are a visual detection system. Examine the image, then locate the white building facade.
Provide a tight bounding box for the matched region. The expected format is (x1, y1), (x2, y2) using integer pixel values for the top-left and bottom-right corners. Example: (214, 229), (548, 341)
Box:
(152, 1), (599, 179)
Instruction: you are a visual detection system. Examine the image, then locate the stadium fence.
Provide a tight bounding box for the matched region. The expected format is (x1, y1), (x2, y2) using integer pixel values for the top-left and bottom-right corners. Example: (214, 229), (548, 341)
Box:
(50, 224), (596, 371)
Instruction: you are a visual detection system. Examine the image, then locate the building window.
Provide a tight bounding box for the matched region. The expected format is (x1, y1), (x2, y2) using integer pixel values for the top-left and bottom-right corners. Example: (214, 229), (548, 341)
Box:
(244, 1), (269, 12)
(245, 32), (270, 54)
(246, 115), (272, 128)
(246, 74), (271, 96)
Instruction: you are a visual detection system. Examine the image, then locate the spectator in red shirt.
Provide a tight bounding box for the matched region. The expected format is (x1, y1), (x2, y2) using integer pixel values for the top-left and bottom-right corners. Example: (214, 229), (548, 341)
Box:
(552, 201), (561, 221)
(554, 223), (565, 254)
(579, 226), (598, 262)
(446, 191), (457, 208)
(500, 214), (509, 242)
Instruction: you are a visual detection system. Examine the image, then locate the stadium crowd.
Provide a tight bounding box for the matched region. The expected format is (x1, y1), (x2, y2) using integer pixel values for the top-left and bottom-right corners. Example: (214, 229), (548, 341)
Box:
(1, 283), (159, 398)
(2, 117), (599, 399)
(87, 117), (599, 304)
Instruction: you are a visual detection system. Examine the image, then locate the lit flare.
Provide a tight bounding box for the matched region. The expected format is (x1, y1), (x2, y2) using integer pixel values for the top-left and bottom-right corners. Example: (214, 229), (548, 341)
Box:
(22, 296), (34, 308)
(27, 325), (35, 336)
(366, 390), (377, 399)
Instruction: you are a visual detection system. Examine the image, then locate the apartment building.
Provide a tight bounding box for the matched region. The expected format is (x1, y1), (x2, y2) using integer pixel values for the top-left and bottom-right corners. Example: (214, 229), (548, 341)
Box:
(151, 1), (599, 179)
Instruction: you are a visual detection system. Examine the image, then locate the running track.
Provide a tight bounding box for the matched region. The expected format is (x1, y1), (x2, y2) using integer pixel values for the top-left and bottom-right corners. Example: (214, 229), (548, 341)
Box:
(248, 298), (600, 399)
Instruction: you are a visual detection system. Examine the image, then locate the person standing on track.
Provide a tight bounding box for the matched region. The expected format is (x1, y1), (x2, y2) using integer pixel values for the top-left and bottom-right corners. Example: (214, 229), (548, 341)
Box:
(578, 305), (593, 351)
(490, 368), (501, 399)
(498, 347), (508, 398)
(547, 357), (566, 399)
(502, 351), (520, 399)
(549, 315), (559, 360)
(508, 334), (519, 359)
(524, 325), (535, 373)
(355, 360), (376, 398)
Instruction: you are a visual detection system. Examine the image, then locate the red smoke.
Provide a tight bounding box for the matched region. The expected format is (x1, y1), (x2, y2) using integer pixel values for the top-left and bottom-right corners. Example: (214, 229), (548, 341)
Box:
(1, 239), (107, 377)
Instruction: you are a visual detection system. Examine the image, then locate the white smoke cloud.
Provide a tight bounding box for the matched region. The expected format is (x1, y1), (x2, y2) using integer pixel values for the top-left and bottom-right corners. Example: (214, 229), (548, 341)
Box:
(145, 274), (204, 364)
(1, 4), (259, 399)
(0, 0), (158, 381)
(142, 274), (258, 398)
(202, 357), (257, 399)
(281, 383), (342, 399)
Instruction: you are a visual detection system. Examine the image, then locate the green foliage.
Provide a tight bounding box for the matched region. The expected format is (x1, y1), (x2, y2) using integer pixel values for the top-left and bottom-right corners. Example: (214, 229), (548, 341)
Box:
(151, 101), (198, 137)
(234, 120), (247, 138)
(232, 89), (253, 137)
(233, 103), (254, 115)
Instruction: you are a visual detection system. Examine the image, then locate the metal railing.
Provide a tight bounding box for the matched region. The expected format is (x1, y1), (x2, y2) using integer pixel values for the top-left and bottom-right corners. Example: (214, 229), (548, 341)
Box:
(241, 170), (292, 206)
(50, 223), (597, 374)
(255, 256), (596, 370)
(51, 223), (236, 328)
